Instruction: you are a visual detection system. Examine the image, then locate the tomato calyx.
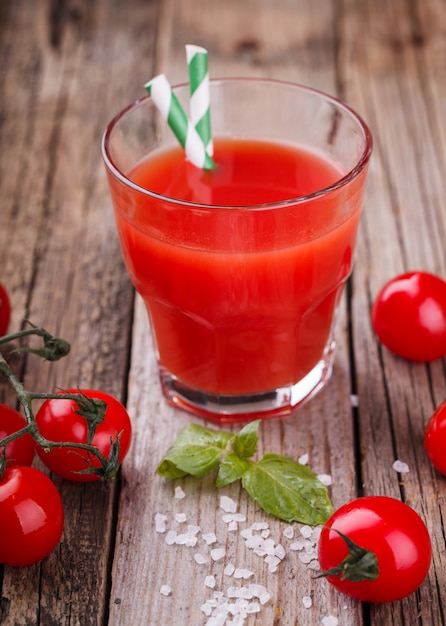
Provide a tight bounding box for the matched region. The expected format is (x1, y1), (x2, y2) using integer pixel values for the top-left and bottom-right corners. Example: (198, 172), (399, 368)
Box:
(7, 321), (71, 361)
(71, 390), (108, 445)
(317, 528), (379, 582)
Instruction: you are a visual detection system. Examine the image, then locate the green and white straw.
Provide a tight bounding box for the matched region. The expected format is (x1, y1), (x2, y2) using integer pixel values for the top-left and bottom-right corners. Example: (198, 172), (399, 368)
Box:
(186, 44), (213, 157)
(144, 74), (215, 170)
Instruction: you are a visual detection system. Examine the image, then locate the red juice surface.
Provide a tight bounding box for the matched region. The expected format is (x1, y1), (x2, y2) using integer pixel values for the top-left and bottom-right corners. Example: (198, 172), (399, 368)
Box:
(112, 138), (364, 395)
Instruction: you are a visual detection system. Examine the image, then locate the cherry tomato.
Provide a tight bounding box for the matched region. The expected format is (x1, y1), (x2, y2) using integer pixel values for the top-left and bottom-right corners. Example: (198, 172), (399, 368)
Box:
(0, 466), (64, 566)
(0, 404), (35, 467)
(35, 389), (132, 481)
(371, 271), (446, 361)
(0, 282), (11, 336)
(318, 496), (431, 603)
(424, 400), (446, 475)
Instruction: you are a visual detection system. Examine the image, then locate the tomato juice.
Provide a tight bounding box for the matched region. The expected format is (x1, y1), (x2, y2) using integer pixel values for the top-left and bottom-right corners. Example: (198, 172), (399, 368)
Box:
(111, 138), (365, 398)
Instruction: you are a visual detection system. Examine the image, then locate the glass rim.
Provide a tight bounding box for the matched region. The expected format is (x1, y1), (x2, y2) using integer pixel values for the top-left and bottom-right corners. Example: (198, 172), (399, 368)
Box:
(101, 77), (373, 210)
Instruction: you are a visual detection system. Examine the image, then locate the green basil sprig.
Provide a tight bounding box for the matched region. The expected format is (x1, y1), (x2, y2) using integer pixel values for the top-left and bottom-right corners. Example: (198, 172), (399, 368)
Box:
(156, 420), (333, 526)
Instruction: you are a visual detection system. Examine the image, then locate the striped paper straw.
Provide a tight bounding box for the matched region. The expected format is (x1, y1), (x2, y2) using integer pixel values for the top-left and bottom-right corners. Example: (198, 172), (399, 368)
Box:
(185, 45), (213, 157)
(144, 74), (215, 170)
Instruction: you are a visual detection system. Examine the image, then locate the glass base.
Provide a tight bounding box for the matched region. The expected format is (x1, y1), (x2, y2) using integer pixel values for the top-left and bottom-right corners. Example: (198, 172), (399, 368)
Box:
(159, 352), (335, 424)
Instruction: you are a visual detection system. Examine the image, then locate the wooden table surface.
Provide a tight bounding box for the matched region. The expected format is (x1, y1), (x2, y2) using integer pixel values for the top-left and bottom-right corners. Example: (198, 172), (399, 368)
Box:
(1, 0), (446, 624)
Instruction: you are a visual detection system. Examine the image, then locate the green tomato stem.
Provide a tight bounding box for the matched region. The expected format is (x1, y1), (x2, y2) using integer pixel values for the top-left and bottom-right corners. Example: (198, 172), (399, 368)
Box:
(0, 324), (118, 479)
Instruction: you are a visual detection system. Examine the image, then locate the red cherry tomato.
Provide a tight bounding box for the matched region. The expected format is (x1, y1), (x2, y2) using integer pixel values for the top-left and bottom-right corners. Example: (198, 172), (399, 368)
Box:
(371, 271), (446, 361)
(35, 389), (132, 481)
(0, 405), (35, 467)
(0, 282), (11, 336)
(425, 400), (446, 475)
(0, 466), (64, 566)
(318, 496), (431, 603)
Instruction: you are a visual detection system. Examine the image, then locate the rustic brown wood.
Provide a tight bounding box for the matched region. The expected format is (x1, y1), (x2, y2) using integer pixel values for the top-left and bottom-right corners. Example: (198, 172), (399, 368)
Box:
(1, 0), (445, 624)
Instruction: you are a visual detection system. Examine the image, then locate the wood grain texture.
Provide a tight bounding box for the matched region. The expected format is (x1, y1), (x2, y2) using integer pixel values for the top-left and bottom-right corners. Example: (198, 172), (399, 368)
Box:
(0, 0), (445, 624)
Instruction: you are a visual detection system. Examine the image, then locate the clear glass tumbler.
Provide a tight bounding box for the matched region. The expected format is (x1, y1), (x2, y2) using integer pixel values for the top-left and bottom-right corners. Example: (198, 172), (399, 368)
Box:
(102, 78), (372, 424)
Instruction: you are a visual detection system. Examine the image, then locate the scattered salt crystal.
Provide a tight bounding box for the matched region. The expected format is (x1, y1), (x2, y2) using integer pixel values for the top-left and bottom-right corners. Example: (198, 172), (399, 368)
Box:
(175, 513), (187, 523)
(250, 522), (269, 531)
(174, 485), (186, 499)
(300, 525), (313, 539)
(227, 521), (238, 531)
(245, 535), (264, 550)
(224, 563), (235, 576)
(222, 513), (246, 523)
(261, 529), (270, 538)
(246, 602), (260, 613)
(393, 459), (410, 473)
(202, 532), (217, 545)
(240, 528), (253, 539)
(263, 538), (276, 555)
(205, 575), (216, 589)
(249, 584), (271, 605)
(302, 595), (312, 608)
(265, 554), (281, 572)
(165, 530), (177, 545)
(274, 544), (286, 560)
(175, 532), (198, 547)
(211, 548), (226, 561)
(155, 513), (168, 533)
(233, 568), (254, 579)
(307, 560), (320, 570)
(194, 553), (208, 564)
(283, 526), (294, 539)
(201, 602), (213, 616)
(350, 394), (359, 407)
(289, 539), (305, 551)
(317, 473), (332, 486)
(160, 584), (172, 596)
(322, 617), (339, 626)
(298, 453), (309, 465)
(220, 495), (237, 513)
(298, 551), (317, 564)
(188, 524), (200, 535)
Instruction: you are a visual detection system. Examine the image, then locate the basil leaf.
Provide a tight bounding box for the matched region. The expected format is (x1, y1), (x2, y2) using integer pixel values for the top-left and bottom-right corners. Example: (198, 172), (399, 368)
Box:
(156, 423), (233, 478)
(216, 453), (250, 487)
(230, 419), (260, 459)
(241, 453), (334, 525)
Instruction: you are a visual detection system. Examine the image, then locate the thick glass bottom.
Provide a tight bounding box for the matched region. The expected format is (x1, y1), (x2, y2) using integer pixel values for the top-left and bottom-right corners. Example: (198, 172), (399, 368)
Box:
(159, 347), (335, 424)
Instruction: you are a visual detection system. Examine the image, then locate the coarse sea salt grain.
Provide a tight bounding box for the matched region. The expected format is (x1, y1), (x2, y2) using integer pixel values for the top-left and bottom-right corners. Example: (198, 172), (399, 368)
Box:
(317, 474), (332, 486)
(283, 525), (294, 539)
(194, 553), (208, 565)
(298, 453), (309, 465)
(233, 568), (254, 579)
(155, 513), (168, 533)
(302, 595), (312, 608)
(174, 485), (186, 499)
(175, 512), (187, 523)
(211, 548), (226, 561)
(322, 616), (339, 626)
(204, 575), (216, 589)
(224, 563), (235, 576)
(393, 459), (410, 473)
(220, 495), (237, 513)
(160, 584), (172, 596)
(165, 530), (177, 545)
(202, 532), (217, 545)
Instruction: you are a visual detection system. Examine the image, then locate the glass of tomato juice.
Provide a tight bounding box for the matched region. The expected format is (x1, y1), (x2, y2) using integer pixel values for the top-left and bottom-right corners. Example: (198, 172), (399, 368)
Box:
(102, 79), (372, 424)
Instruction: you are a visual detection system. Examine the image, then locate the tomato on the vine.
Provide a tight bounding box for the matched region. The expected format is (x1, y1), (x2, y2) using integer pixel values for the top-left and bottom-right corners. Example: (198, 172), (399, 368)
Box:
(371, 271), (446, 361)
(0, 404), (35, 466)
(35, 389), (132, 481)
(0, 466), (64, 566)
(318, 496), (431, 603)
(425, 400), (446, 476)
(0, 282), (11, 336)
